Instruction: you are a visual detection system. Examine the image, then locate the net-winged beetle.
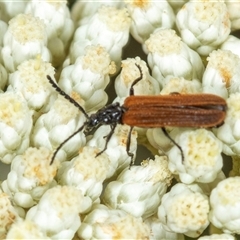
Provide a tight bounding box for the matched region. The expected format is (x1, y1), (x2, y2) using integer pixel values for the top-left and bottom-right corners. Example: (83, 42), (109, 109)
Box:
(47, 64), (227, 165)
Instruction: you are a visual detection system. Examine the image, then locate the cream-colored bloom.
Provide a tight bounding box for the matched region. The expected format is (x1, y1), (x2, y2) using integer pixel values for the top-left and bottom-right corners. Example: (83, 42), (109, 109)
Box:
(168, 129), (223, 184)
(6, 220), (50, 239)
(57, 146), (111, 202)
(102, 156), (173, 218)
(8, 57), (55, 118)
(215, 92), (240, 156)
(0, 92), (32, 164)
(225, 0), (240, 31)
(145, 28), (204, 88)
(0, 190), (20, 239)
(25, 0), (74, 67)
(77, 204), (150, 239)
(147, 127), (183, 158)
(124, 0), (175, 44)
(198, 171), (226, 196)
(176, 0), (231, 56)
(221, 35), (240, 59)
(87, 124), (137, 174)
(26, 185), (89, 239)
(71, 1), (124, 26)
(114, 57), (159, 100)
(209, 177), (240, 234)
(59, 45), (116, 112)
(160, 76), (202, 95)
(202, 49), (240, 98)
(144, 215), (185, 240)
(158, 183), (209, 238)
(69, 6), (131, 68)
(0, 1), (28, 22)
(31, 94), (86, 163)
(1, 147), (58, 208)
(2, 13), (51, 73)
(0, 19), (7, 57)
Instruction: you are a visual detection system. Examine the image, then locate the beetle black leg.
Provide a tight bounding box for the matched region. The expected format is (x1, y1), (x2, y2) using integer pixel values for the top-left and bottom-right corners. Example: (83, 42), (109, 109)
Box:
(50, 123), (86, 165)
(126, 127), (134, 168)
(169, 92), (180, 95)
(95, 123), (117, 157)
(161, 127), (184, 162)
(129, 64), (143, 96)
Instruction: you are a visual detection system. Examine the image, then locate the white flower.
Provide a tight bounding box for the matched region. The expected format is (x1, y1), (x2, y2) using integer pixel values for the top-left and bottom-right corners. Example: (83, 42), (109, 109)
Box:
(145, 28), (204, 88)
(146, 127), (179, 157)
(0, 20), (8, 82)
(168, 128), (223, 184)
(158, 183), (210, 238)
(0, 92), (32, 164)
(0, 19), (8, 49)
(8, 57), (55, 116)
(1, 147), (58, 208)
(59, 45), (116, 112)
(69, 6), (131, 68)
(198, 233), (236, 240)
(1, 13), (51, 73)
(114, 57), (160, 100)
(144, 215), (185, 240)
(220, 35), (240, 59)
(176, 0), (231, 56)
(57, 146), (111, 202)
(0, 1), (28, 22)
(160, 75), (202, 95)
(209, 177), (240, 234)
(102, 156), (173, 218)
(215, 92), (240, 156)
(6, 220), (50, 239)
(198, 171), (226, 196)
(77, 204), (150, 239)
(225, 0), (240, 31)
(31, 94), (86, 163)
(87, 124), (137, 174)
(202, 49), (240, 98)
(26, 185), (89, 239)
(124, 0), (175, 44)
(71, 1), (125, 26)
(0, 190), (20, 239)
(25, 0), (74, 67)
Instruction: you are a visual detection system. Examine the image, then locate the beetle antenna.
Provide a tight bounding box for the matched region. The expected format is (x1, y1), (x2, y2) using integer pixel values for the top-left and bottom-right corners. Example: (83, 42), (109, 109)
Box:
(47, 75), (89, 119)
(129, 64), (143, 96)
(161, 127), (184, 162)
(50, 123), (86, 165)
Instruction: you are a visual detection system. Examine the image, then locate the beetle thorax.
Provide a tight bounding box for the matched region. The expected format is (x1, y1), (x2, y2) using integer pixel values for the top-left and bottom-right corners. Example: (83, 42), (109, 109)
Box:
(85, 102), (126, 131)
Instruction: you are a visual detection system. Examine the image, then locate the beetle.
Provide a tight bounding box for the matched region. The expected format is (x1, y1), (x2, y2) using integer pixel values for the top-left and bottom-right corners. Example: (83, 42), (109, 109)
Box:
(47, 64), (227, 165)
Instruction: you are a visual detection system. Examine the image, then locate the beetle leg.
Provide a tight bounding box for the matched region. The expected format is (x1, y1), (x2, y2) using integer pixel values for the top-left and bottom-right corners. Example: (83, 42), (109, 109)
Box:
(129, 64), (143, 96)
(161, 127), (184, 162)
(126, 127), (134, 168)
(95, 123), (117, 157)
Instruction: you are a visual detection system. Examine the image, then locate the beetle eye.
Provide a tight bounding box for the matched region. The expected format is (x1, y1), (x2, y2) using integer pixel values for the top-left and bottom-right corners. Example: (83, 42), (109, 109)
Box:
(104, 117), (109, 123)
(92, 119), (99, 126)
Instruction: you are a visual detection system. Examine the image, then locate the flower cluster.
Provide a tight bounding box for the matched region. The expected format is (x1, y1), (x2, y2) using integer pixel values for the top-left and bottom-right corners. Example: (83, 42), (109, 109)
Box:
(0, 0), (239, 239)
